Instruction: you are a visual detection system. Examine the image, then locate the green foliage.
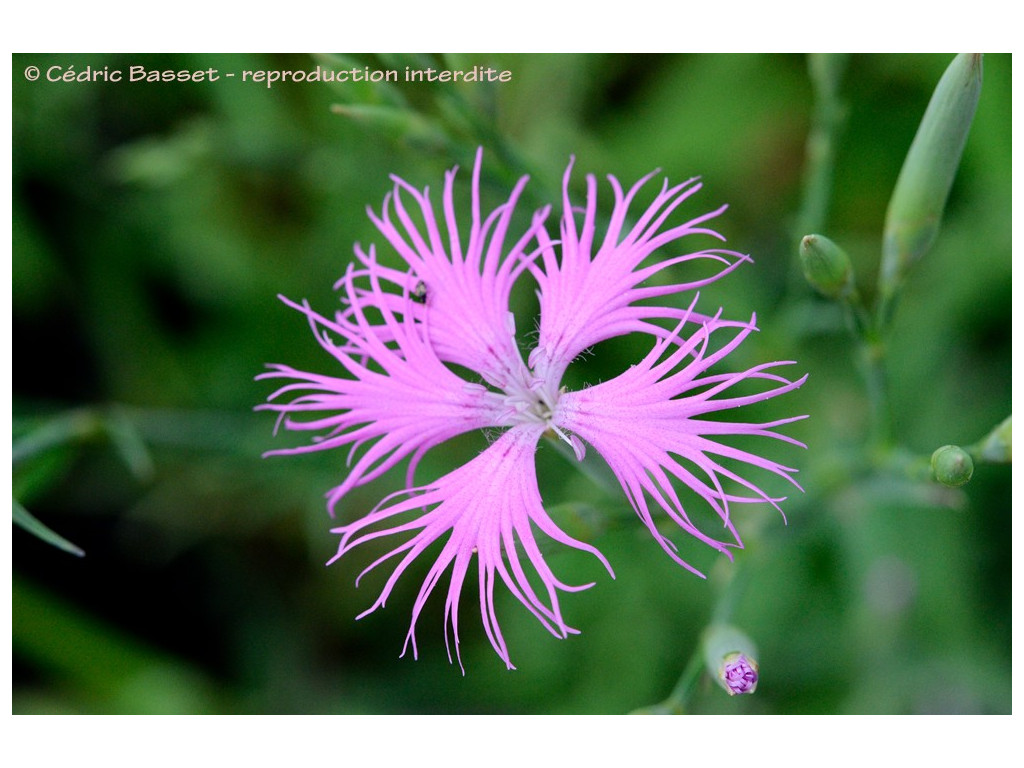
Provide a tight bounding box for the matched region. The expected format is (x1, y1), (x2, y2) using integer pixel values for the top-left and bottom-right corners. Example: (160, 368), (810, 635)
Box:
(12, 53), (1010, 714)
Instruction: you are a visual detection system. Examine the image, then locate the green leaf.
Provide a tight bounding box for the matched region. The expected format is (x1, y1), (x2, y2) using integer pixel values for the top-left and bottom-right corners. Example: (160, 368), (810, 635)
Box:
(13, 498), (85, 557)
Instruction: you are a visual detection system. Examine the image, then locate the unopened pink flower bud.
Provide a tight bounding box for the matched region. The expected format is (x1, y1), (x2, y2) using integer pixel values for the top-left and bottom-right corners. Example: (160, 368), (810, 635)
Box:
(720, 652), (759, 695)
(703, 623), (760, 696)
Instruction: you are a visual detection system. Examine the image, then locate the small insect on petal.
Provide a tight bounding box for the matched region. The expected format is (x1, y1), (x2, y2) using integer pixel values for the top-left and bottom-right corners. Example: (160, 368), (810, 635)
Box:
(412, 280), (428, 304)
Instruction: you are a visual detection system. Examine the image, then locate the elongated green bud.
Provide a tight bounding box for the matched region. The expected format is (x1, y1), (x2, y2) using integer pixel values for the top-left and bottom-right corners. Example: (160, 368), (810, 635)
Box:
(932, 444), (974, 487)
(975, 415), (1011, 464)
(880, 54), (983, 296)
(800, 233), (854, 299)
(703, 624), (759, 696)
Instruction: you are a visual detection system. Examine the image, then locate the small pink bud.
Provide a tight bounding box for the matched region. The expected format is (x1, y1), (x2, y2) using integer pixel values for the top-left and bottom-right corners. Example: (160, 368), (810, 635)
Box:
(704, 624), (760, 696)
(720, 652), (759, 695)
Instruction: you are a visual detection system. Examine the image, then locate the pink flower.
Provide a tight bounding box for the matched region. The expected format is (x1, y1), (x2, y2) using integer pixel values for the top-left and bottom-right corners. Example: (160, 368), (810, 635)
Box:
(259, 149), (806, 670)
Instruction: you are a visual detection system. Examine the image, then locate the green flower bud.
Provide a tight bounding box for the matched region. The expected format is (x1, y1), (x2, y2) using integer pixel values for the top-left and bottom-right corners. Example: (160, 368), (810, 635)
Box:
(880, 54), (983, 296)
(800, 234), (854, 299)
(931, 444), (974, 487)
(703, 624), (759, 696)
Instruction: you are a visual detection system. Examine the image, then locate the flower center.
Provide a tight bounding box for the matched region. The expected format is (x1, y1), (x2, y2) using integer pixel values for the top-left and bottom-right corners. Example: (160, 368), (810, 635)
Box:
(499, 372), (585, 461)
(502, 374), (558, 425)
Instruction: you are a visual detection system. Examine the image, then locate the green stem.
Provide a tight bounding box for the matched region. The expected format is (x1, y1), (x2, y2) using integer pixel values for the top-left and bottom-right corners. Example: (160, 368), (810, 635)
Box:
(711, 559), (752, 626)
(658, 646), (706, 714)
(858, 334), (892, 452)
(840, 288), (872, 340)
(791, 54), (849, 289)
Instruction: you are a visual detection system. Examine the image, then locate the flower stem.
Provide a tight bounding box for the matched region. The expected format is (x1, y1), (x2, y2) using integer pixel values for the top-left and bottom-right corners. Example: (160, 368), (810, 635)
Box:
(791, 54), (849, 291)
(659, 645), (706, 714)
(858, 334), (892, 452)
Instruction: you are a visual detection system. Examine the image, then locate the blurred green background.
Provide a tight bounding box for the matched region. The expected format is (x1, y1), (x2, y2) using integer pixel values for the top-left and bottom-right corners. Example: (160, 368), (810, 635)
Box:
(12, 53), (1011, 714)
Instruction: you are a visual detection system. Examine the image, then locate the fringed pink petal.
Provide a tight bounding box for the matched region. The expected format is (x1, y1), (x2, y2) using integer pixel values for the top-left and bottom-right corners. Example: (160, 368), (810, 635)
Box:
(557, 315), (806, 574)
(328, 426), (614, 671)
(258, 261), (506, 511)
(530, 161), (753, 383)
(358, 147), (547, 390)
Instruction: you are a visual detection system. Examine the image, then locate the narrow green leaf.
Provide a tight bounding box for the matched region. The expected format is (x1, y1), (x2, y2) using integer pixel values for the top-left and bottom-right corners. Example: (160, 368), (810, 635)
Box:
(13, 499), (85, 557)
(104, 406), (155, 481)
